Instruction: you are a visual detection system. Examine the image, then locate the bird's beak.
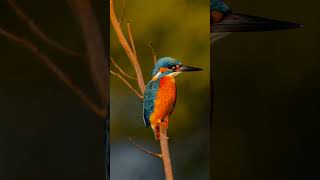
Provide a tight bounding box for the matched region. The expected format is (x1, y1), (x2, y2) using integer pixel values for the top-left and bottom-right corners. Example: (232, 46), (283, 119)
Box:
(211, 12), (301, 33)
(179, 65), (203, 72)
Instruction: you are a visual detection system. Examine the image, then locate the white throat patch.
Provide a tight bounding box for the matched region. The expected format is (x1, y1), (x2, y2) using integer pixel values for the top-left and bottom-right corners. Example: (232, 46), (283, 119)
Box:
(152, 71), (181, 80)
(152, 72), (162, 80)
(167, 72), (181, 77)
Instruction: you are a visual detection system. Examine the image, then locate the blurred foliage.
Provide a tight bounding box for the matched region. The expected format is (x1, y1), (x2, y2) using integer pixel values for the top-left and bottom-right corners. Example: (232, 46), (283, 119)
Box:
(110, 0), (210, 179)
(0, 1), (106, 179)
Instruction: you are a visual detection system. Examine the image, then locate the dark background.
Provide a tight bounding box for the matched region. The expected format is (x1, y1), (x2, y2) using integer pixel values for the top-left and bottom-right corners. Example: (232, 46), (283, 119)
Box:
(0, 1), (107, 179)
(213, 0), (320, 179)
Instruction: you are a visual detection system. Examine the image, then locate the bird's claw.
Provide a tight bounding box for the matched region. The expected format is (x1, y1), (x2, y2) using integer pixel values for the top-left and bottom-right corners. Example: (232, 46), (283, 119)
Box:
(160, 120), (169, 129)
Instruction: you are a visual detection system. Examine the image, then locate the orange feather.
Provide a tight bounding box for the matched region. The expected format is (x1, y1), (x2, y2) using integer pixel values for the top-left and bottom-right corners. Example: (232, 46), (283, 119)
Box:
(149, 76), (176, 139)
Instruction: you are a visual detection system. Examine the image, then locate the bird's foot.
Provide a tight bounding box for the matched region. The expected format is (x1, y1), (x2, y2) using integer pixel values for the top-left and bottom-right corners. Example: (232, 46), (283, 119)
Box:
(160, 120), (169, 129)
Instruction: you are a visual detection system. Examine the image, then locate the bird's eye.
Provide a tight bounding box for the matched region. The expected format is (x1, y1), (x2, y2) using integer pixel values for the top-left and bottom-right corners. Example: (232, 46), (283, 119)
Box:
(169, 65), (180, 70)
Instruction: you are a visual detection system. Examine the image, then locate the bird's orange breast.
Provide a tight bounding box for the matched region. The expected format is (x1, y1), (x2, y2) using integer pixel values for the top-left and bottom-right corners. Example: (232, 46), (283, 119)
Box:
(149, 76), (176, 125)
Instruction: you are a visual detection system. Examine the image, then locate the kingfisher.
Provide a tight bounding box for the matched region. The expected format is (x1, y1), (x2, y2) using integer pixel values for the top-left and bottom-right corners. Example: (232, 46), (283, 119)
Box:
(143, 57), (202, 140)
(211, 0), (301, 42)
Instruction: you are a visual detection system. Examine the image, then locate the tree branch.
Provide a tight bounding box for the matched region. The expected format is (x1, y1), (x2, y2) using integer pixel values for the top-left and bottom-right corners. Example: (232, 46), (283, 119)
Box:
(7, 0), (82, 57)
(127, 22), (137, 58)
(146, 42), (157, 65)
(0, 27), (106, 118)
(68, 0), (109, 109)
(160, 117), (173, 180)
(110, 0), (145, 93)
(111, 57), (136, 80)
(110, 70), (143, 99)
(119, 0), (126, 25)
(128, 138), (162, 159)
(110, 1), (174, 179)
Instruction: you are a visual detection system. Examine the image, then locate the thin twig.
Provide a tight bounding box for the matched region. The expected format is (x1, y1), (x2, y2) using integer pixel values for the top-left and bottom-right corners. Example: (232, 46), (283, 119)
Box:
(127, 22), (137, 58)
(7, 0), (82, 57)
(68, 0), (109, 108)
(111, 57), (136, 80)
(110, 0), (145, 93)
(119, 0), (126, 25)
(146, 42), (157, 65)
(128, 138), (162, 159)
(110, 1), (174, 179)
(110, 70), (143, 99)
(0, 27), (106, 118)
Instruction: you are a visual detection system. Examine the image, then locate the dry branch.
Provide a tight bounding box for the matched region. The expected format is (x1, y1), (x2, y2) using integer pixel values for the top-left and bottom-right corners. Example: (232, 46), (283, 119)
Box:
(110, 70), (143, 99)
(127, 22), (137, 58)
(68, 0), (109, 109)
(146, 42), (157, 65)
(110, 0), (174, 179)
(7, 0), (82, 57)
(160, 118), (173, 180)
(110, 0), (145, 93)
(111, 57), (136, 80)
(128, 138), (162, 158)
(119, 0), (127, 25)
(0, 27), (106, 118)
(3, 2), (109, 178)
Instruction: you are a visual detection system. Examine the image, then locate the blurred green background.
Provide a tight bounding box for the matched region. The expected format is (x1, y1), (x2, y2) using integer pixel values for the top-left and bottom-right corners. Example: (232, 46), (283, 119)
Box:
(213, 0), (320, 179)
(0, 1), (107, 179)
(110, 0), (210, 179)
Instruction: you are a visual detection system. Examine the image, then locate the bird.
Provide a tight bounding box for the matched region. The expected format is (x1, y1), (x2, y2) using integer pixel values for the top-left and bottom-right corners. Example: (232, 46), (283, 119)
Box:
(211, 0), (301, 42)
(143, 57), (202, 140)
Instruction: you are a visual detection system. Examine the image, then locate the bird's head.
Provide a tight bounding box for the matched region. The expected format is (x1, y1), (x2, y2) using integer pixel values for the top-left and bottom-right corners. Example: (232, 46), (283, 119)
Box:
(211, 0), (230, 24)
(151, 57), (202, 80)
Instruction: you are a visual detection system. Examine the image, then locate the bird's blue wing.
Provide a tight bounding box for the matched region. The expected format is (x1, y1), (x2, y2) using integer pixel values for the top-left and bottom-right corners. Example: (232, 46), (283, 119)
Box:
(143, 80), (160, 128)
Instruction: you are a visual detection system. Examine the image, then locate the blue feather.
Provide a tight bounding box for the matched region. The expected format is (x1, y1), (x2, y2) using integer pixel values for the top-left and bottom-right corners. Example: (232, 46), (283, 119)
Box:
(211, 0), (230, 13)
(143, 79), (160, 127)
(144, 57), (182, 127)
(151, 57), (181, 76)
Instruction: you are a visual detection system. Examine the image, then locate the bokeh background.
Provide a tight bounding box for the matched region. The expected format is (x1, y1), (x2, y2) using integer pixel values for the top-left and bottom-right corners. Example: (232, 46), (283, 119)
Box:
(213, 0), (320, 179)
(0, 1), (107, 179)
(110, 0), (210, 179)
